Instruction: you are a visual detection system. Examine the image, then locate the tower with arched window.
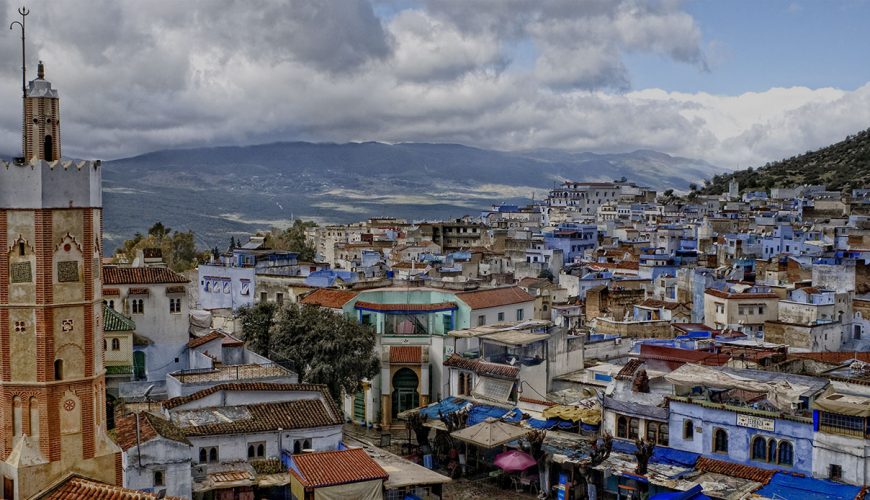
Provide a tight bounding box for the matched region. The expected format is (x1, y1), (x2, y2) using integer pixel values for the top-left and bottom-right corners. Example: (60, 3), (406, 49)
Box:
(0, 58), (121, 498)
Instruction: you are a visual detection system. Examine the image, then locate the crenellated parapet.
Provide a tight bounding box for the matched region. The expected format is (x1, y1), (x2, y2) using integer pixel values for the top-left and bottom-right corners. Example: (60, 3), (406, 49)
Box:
(0, 158), (101, 209)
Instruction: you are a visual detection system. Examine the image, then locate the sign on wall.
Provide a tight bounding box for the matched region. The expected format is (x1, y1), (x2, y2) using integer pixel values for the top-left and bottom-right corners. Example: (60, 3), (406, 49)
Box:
(737, 414), (775, 431)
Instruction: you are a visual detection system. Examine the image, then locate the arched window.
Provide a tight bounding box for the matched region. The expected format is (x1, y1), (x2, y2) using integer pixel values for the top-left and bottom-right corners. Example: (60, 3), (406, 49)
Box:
(629, 418), (640, 440)
(713, 428), (728, 453)
(751, 436), (767, 460)
(109, 300), (114, 309)
(18, 241), (25, 256)
(111, 338), (120, 351)
(646, 422), (658, 442)
(12, 396), (22, 437)
(199, 448), (207, 463)
(248, 445), (255, 458)
(683, 419), (694, 440)
(103, 339), (107, 351)
(617, 416), (628, 439)
(293, 441), (302, 454)
(458, 373), (467, 396)
(257, 444), (265, 457)
(209, 447), (218, 462)
(778, 441), (794, 466)
(658, 424), (669, 445)
(54, 359), (64, 380)
(767, 439), (777, 463)
(854, 324), (862, 340)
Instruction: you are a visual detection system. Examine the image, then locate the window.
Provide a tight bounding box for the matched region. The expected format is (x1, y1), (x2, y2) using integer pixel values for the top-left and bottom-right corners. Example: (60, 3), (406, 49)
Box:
(153, 470), (164, 487)
(169, 298), (181, 314)
(713, 428), (728, 453)
(751, 436), (767, 460)
(247, 442), (266, 459)
(767, 439), (777, 463)
(715, 302), (725, 314)
(829, 464), (842, 481)
(819, 411), (865, 437)
(199, 446), (219, 463)
(111, 338), (120, 351)
(131, 299), (144, 315)
(293, 441), (302, 454)
(276, 293), (284, 305)
(658, 424), (669, 445)
(260, 291), (268, 302)
(646, 422), (658, 442)
(683, 419), (694, 440)
(497, 312), (505, 322)
(776, 441), (793, 466)
(477, 315), (486, 326)
(516, 309), (524, 321)
(629, 418), (639, 440)
(103, 339), (107, 351)
(54, 359), (63, 380)
(617, 416), (628, 439)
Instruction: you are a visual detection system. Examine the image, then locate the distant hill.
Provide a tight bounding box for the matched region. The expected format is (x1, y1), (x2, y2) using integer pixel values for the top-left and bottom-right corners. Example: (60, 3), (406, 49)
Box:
(702, 128), (870, 195)
(98, 141), (722, 250)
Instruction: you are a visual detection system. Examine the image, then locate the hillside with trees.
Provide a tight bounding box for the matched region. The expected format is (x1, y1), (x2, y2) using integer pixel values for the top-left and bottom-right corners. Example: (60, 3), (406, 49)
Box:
(702, 128), (870, 195)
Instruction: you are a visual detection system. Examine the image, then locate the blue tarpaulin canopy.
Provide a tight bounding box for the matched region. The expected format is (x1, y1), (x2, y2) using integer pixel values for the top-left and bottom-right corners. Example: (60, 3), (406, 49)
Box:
(467, 405), (511, 426)
(418, 397), (471, 420)
(754, 472), (863, 500)
(652, 447), (700, 468)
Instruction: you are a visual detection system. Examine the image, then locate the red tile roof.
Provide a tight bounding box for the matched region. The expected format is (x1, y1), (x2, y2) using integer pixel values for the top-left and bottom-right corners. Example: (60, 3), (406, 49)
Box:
(180, 399), (343, 436)
(115, 412), (190, 451)
(187, 331), (224, 348)
(695, 457), (776, 484)
(639, 344), (729, 366)
(301, 288), (358, 309)
(103, 266), (189, 285)
(390, 346), (422, 364)
(291, 448), (388, 489)
(615, 358), (644, 380)
(354, 301), (457, 312)
(102, 288), (121, 296)
(162, 382), (335, 410)
(790, 352), (870, 363)
(456, 287), (534, 310)
(38, 475), (184, 499)
(443, 353), (519, 380)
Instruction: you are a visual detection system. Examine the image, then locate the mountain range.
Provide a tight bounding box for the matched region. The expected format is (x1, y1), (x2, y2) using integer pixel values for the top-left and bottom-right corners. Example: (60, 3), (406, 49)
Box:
(97, 141), (723, 250)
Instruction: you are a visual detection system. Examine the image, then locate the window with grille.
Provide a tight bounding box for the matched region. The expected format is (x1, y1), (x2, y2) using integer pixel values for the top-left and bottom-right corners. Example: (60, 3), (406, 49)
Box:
(713, 428), (728, 453)
(819, 412), (866, 438)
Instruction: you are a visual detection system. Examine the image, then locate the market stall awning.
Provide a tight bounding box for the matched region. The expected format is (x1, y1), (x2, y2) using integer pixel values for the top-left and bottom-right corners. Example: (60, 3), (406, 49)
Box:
(541, 404), (601, 424)
(451, 418), (530, 448)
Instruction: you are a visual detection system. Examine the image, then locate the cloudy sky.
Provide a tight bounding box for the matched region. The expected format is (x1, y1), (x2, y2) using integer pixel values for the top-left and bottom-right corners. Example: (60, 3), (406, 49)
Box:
(1, 0), (869, 168)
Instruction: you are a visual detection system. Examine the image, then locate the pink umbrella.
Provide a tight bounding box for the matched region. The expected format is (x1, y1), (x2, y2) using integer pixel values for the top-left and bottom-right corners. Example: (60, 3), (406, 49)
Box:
(493, 450), (537, 472)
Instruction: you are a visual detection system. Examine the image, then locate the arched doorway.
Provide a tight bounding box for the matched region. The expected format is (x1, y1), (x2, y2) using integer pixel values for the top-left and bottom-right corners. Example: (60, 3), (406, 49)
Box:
(391, 368), (419, 418)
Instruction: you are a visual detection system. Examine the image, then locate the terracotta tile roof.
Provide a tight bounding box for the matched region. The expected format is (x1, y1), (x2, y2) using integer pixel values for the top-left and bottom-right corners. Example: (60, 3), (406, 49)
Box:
(162, 382), (337, 411)
(210, 470), (254, 483)
(290, 448), (388, 488)
(639, 344), (729, 366)
(166, 285), (186, 294)
(456, 286), (534, 310)
(390, 346), (422, 364)
(38, 475), (183, 499)
(443, 353), (519, 380)
(354, 301), (457, 312)
(704, 288), (779, 300)
(187, 331), (224, 348)
(178, 399), (343, 436)
(695, 457), (776, 484)
(102, 287), (121, 296)
(301, 288), (358, 309)
(115, 412), (190, 451)
(103, 266), (189, 285)
(790, 352), (870, 363)
(615, 358), (644, 380)
(103, 307), (135, 332)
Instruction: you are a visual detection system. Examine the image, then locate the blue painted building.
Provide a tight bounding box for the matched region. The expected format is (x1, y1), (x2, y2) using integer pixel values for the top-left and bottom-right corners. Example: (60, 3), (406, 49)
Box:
(543, 223), (598, 262)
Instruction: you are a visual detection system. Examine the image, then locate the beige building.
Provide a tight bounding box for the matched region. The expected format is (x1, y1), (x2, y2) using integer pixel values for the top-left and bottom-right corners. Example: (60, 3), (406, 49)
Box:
(0, 63), (120, 498)
(703, 287), (780, 336)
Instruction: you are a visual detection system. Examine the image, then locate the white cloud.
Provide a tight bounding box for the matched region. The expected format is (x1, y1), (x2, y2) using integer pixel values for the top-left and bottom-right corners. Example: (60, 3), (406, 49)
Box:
(0, 0), (864, 173)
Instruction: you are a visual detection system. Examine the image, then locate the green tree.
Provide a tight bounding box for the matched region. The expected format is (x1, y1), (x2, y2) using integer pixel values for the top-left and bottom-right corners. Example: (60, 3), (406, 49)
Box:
(115, 223), (206, 272)
(238, 302), (278, 357)
(148, 221), (171, 240)
(266, 220), (318, 261)
(270, 304), (379, 402)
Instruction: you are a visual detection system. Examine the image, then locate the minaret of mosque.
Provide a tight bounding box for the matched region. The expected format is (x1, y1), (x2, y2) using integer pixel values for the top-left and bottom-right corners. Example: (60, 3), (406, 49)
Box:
(22, 61), (61, 161)
(0, 16), (121, 499)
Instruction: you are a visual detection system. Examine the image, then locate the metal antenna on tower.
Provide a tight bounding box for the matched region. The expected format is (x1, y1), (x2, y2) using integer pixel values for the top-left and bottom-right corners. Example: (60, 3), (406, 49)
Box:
(9, 6), (29, 99)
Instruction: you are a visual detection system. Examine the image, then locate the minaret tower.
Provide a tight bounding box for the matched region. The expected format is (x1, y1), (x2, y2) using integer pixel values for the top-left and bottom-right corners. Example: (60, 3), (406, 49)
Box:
(23, 61), (61, 161)
(0, 11), (121, 500)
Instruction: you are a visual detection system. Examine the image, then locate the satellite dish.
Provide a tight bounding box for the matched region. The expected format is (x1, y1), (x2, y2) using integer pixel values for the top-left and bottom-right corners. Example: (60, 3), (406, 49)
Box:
(143, 384), (155, 399)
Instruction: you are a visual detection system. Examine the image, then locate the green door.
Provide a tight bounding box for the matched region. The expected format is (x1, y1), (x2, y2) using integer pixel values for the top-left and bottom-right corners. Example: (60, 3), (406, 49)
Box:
(353, 390), (365, 423)
(133, 351), (146, 380)
(391, 368), (419, 418)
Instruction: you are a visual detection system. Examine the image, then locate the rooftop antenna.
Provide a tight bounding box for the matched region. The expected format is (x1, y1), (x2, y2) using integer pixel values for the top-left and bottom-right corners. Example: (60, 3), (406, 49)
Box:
(9, 5), (29, 99)
(10, 5), (29, 160)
